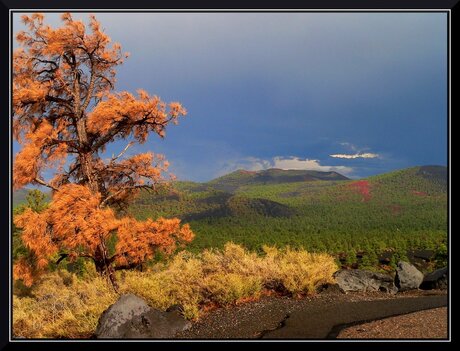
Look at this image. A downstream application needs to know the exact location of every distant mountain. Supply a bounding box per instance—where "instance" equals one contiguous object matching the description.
[11,165,446,268]
[131,165,447,221]
[207,168,349,192]
[180,195,294,222]
[13,188,50,208]
[10,165,441,262]
[12,188,31,207]
[367,165,447,194]
[416,165,448,189]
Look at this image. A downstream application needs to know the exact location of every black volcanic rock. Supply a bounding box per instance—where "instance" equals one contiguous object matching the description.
[420,267,448,290]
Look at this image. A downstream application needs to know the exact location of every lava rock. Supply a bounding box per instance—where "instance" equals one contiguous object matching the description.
[316,283,345,295]
[333,269,398,294]
[95,294,191,339]
[395,261,424,291]
[122,308,192,338]
[420,267,448,290]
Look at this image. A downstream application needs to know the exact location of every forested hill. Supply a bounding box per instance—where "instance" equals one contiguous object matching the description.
[13,166,448,267]
[208,168,349,193]
[128,166,447,256]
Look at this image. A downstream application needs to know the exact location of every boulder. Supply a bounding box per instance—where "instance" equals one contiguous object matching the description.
[333,269,398,294]
[420,267,448,290]
[95,294,191,339]
[316,283,345,295]
[122,308,192,338]
[395,261,424,291]
[95,294,150,338]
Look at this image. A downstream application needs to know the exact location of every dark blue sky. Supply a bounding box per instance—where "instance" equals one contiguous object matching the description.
[13,12,448,181]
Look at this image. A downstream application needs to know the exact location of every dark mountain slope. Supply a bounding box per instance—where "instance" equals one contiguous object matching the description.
[207,168,349,192]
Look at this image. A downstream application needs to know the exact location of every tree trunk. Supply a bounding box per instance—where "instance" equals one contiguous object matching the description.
[73,69,116,290]
[80,152,99,193]
[75,101,100,194]
[94,245,119,292]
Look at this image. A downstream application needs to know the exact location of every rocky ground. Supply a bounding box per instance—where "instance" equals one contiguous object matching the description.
[90,262,448,340]
[337,307,448,339]
[176,289,448,339]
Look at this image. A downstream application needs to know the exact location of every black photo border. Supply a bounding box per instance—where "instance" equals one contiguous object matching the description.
[0,0,456,350]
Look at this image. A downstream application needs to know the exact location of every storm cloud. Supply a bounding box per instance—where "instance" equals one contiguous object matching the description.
[13,12,448,181]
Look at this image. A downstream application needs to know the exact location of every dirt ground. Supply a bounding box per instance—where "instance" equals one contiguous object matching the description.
[176,289,447,339]
[337,307,448,339]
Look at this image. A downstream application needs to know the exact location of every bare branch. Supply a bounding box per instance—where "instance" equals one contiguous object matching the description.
[110,141,134,163]
[95,74,114,89]
[34,177,58,191]
[30,57,58,67]
[45,94,72,108]
[81,62,96,112]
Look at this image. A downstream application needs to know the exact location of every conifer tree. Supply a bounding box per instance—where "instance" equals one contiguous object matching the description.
[13,13,194,289]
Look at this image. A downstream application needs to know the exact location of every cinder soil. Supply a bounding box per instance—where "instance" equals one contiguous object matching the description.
[337,307,448,339]
[176,289,447,339]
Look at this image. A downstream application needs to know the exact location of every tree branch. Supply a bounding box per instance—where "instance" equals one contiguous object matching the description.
[55,253,68,265]
[48,138,79,147]
[81,62,96,112]
[34,177,58,191]
[45,94,72,108]
[95,74,114,89]
[37,67,58,75]
[31,57,58,67]
[56,253,95,265]
[114,262,143,271]
[110,141,134,163]
[92,114,169,151]
[100,184,153,207]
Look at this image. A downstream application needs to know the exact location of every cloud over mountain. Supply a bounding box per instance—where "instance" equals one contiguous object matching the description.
[330,153,380,159]
[219,156,354,177]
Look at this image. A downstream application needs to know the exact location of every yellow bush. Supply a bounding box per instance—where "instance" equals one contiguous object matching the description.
[13,244,338,338]
[204,273,262,305]
[118,252,204,319]
[13,271,117,338]
[273,248,337,294]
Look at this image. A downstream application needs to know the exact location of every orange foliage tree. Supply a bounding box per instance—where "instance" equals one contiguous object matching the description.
[13,13,194,289]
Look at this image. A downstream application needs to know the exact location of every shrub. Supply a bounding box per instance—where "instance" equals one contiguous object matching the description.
[119,252,204,319]
[13,243,337,338]
[13,271,117,338]
[258,245,337,294]
[204,273,262,305]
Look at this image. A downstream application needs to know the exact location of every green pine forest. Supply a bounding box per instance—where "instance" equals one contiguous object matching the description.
[13,165,448,271]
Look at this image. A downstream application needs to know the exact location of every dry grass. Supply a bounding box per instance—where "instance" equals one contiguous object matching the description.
[13,267,117,338]
[13,243,337,338]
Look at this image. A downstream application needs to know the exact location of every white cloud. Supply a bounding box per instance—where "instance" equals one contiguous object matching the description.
[218,156,354,177]
[272,157,354,175]
[329,152,380,159]
[333,142,379,159]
